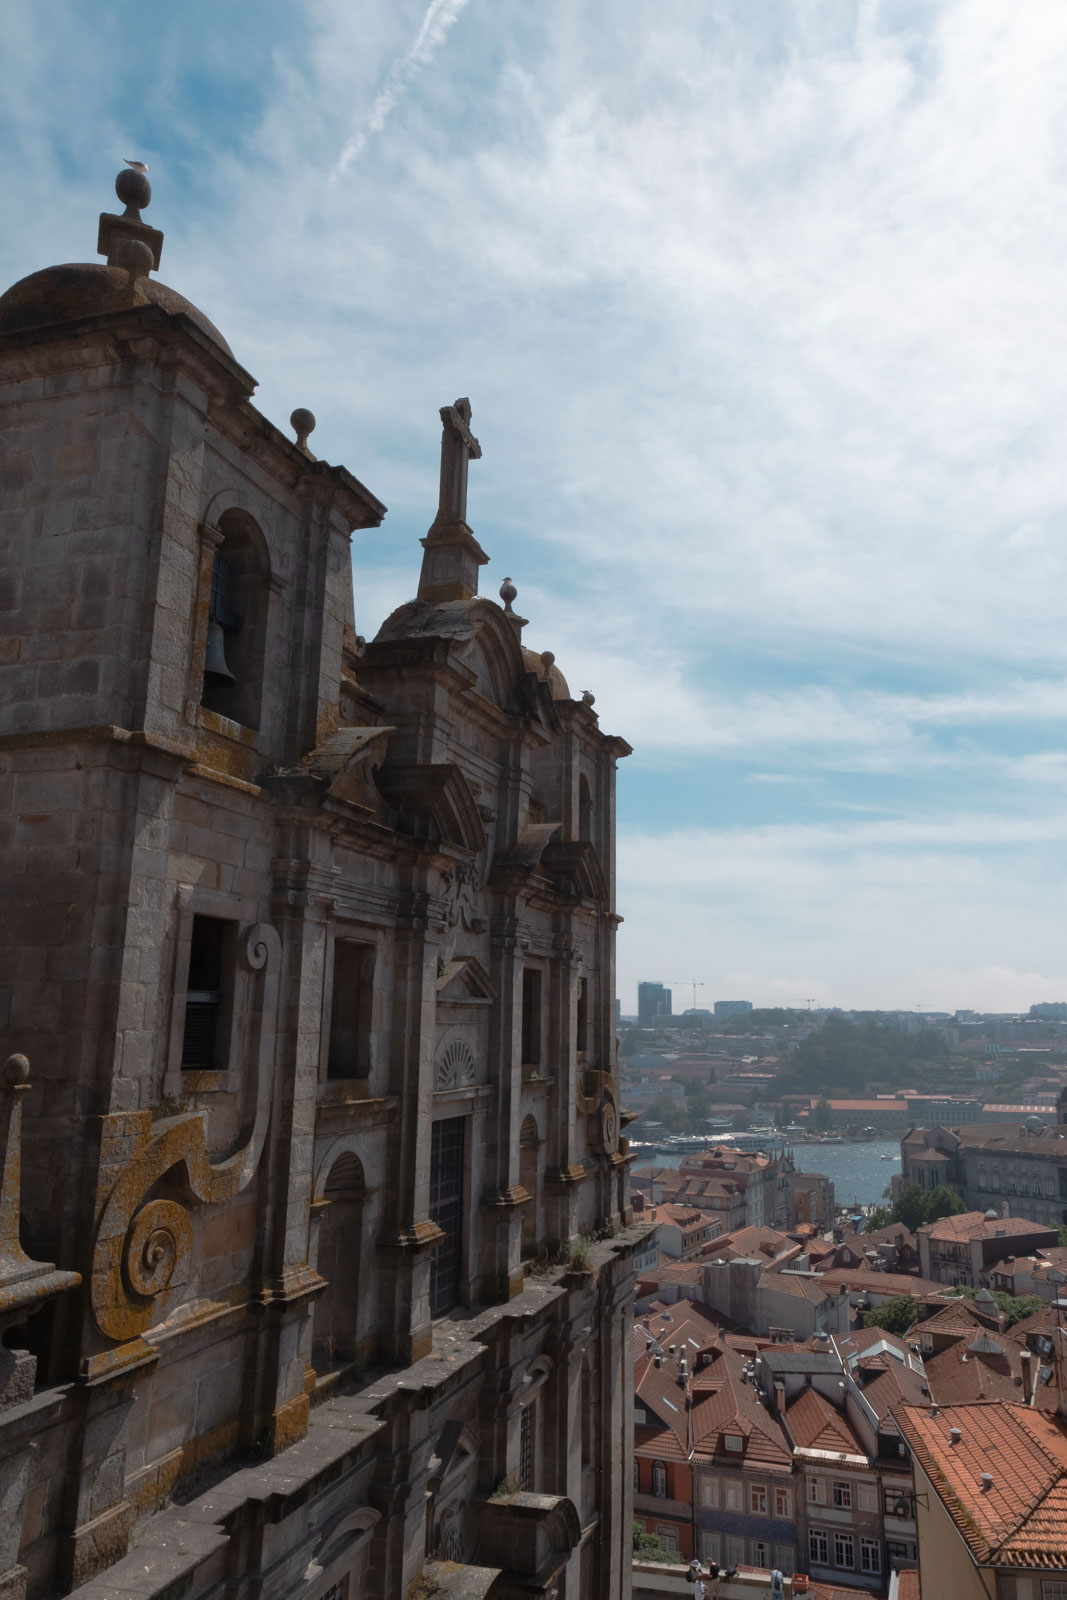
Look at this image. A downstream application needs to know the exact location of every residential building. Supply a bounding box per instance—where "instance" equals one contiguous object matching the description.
[0,167,641,1597]
[792,1169,835,1229]
[633,1301,723,1561]
[714,1001,753,1019]
[645,1204,723,1261]
[700,1255,851,1340]
[897,1400,1067,1598]
[899,1098,1067,1230]
[673,1147,796,1230]
[916,1211,1058,1287]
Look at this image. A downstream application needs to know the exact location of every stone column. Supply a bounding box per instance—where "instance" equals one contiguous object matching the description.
[544,931,583,1247]
[480,922,527,1302]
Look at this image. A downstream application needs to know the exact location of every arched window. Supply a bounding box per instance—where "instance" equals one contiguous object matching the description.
[311,1151,366,1375]
[578,774,592,842]
[200,509,270,729]
[652,1460,668,1498]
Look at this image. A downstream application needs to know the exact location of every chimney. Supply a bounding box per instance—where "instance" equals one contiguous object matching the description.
[949,1427,962,1445]
[1020,1349,1034,1404]
[980,1473,994,1492]
[774,1380,785,1415]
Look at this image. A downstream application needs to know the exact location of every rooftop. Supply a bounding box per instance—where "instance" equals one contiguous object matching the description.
[898,1401,1067,1569]
[786,1386,863,1455]
[924,1212,1055,1243]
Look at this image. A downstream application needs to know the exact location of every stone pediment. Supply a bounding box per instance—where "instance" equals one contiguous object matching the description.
[375,762,488,852]
[436,956,496,1007]
[541,839,608,903]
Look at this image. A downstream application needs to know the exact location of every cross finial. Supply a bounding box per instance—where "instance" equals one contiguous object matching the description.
[436,397,481,527]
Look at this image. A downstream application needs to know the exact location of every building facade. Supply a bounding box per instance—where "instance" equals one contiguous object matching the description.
[0,170,644,1598]
[900,1096,1067,1231]
[637,984,673,1027]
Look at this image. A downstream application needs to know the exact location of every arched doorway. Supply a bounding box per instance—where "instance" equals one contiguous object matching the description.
[312,1151,365,1374]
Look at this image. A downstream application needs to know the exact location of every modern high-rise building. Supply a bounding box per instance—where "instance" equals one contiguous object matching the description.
[713,999,753,1019]
[637,982,672,1027]
[0,167,644,1600]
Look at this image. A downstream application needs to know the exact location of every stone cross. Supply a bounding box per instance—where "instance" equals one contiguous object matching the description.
[437,398,481,526]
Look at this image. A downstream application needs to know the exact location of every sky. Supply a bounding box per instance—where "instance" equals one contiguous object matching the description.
[5,0,1067,1014]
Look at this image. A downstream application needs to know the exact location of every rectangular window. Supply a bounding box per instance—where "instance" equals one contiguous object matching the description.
[182,915,230,1068]
[319,1583,347,1600]
[752,1540,769,1567]
[834,1532,854,1569]
[860,1538,881,1575]
[430,1118,465,1315]
[327,939,373,1078]
[809,1529,828,1565]
[657,1525,679,1553]
[519,1402,534,1491]
[774,1544,795,1576]
[857,1482,878,1513]
[700,1478,719,1508]
[724,1434,743,1452]
[725,1537,744,1568]
[750,1485,767,1513]
[521,967,542,1066]
[576,975,588,1060]
[832,1481,852,1509]
[700,1532,722,1564]
[725,1482,742,1511]
[1042,1583,1067,1600]
[808,1477,826,1505]
[774,1487,790,1518]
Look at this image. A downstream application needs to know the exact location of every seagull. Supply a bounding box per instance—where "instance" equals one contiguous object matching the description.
[124,160,149,173]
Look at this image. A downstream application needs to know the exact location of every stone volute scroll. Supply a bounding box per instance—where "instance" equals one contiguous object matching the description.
[89,923,281,1354]
[0,1056,80,1402]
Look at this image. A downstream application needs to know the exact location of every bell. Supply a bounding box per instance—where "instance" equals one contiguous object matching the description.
[203,619,236,689]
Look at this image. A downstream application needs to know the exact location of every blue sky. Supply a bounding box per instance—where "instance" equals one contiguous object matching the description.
[6,0,1067,1012]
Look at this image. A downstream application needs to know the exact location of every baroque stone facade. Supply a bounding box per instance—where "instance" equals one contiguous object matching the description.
[0,169,646,1599]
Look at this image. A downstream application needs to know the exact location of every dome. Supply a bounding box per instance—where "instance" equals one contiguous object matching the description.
[521,645,571,701]
[0,262,233,357]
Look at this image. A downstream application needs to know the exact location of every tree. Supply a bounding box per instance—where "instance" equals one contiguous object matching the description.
[892,1183,928,1232]
[998,1294,1045,1328]
[650,1095,687,1135]
[865,1207,894,1233]
[924,1184,967,1223]
[731,1110,750,1132]
[684,1080,711,1122]
[1057,1224,1067,1249]
[863,1295,917,1335]
[812,1098,833,1132]
[633,1523,683,1564]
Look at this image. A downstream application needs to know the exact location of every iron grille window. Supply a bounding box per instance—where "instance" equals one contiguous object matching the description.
[182,916,227,1068]
[430,1117,464,1315]
[519,1402,534,1489]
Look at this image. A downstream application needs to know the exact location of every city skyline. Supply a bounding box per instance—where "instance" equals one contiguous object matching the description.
[7,2,1067,1011]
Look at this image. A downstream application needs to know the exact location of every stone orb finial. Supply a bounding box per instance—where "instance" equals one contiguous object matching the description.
[2,1055,29,1088]
[290,408,317,452]
[499,576,517,614]
[540,650,555,669]
[581,689,595,707]
[116,238,154,280]
[116,162,151,214]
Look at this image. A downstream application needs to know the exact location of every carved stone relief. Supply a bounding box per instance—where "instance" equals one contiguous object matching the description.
[434,1039,476,1092]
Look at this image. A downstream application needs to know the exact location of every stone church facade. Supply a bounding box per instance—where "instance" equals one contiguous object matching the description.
[0,169,644,1599]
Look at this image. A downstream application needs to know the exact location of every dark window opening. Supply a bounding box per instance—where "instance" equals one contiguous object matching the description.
[182,915,229,1068]
[327,940,373,1079]
[576,975,588,1061]
[199,511,269,729]
[430,1117,464,1315]
[522,968,542,1066]
[519,1402,534,1490]
[578,774,592,841]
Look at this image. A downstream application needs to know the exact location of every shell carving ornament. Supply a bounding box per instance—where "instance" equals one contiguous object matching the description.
[90,922,280,1347]
[435,1039,477,1091]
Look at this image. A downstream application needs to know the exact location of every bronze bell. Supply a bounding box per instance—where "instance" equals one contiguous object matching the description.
[203,619,236,689]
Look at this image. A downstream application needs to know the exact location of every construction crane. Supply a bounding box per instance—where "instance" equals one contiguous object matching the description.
[793,998,817,1011]
[673,980,705,1011]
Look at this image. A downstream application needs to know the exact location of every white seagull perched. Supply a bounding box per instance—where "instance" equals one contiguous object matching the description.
[124,159,149,173]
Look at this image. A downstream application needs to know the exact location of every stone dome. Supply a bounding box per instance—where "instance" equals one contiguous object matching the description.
[521,645,571,701]
[0,262,234,357]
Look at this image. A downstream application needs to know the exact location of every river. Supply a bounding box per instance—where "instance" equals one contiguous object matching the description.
[650,1138,902,1210]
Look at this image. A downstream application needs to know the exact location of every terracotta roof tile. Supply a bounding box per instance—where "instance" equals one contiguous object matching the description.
[924,1212,1055,1243]
[786,1387,862,1454]
[897,1401,1067,1568]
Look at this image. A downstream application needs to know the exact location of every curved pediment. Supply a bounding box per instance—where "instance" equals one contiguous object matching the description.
[375,762,487,852]
[541,839,608,904]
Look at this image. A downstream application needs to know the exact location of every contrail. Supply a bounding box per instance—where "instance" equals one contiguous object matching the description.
[335,0,471,176]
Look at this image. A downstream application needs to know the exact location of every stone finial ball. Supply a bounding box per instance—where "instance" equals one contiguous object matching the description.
[3,1054,30,1087]
[116,167,151,211]
[290,408,316,439]
[540,651,555,668]
[499,576,517,606]
[117,238,154,278]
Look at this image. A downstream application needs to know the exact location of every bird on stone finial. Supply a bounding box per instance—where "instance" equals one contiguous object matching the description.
[499,576,517,615]
[581,690,596,708]
[125,159,149,173]
[115,159,151,217]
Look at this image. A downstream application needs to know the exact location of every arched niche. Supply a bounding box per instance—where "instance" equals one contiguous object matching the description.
[311,1149,366,1374]
[200,507,272,730]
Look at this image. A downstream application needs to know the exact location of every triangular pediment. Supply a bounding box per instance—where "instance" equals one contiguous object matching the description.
[436,955,496,1006]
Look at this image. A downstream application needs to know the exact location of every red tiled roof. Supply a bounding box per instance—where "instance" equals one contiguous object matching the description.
[923,1341,1017,1406]
[924,1212,1055,1243]
[893,1571,921,1600]
[898,1401,1067,1568]
[786,1387,863,1454]
[689,1340,792,1470]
